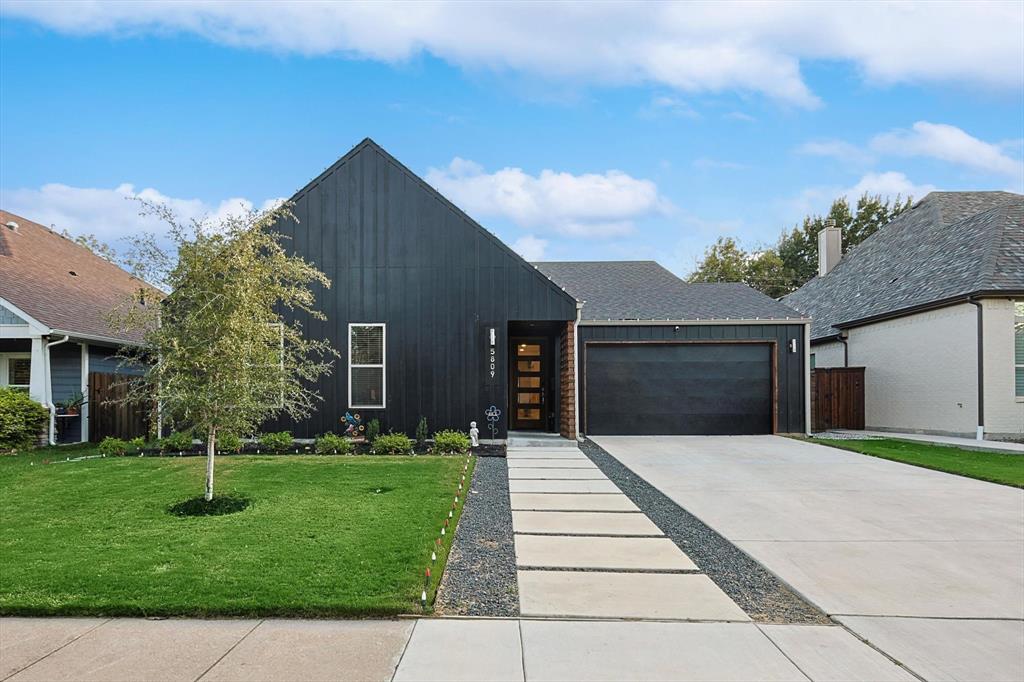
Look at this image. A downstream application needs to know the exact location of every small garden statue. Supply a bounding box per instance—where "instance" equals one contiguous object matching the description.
[469,421,479,448]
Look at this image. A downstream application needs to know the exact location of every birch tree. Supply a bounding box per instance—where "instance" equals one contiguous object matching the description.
[113,202,336,501]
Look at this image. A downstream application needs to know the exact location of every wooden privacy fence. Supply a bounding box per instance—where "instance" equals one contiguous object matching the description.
[811,367,865,432]
[89,372,150,441]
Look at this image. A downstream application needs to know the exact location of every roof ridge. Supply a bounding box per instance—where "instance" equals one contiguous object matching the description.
[287,139,579,306]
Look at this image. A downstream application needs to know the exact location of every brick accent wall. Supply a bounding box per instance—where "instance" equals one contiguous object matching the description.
[559,320,577,439]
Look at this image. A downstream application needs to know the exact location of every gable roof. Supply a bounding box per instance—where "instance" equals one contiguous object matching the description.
[0,210,156,344]
[533,260,805,322]
[783,191,1024,341]
[290,138,579,310]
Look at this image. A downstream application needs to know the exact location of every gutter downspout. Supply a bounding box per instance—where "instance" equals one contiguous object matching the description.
[839,331,850,368]
[967,297,984,440]
[573,301,583,440]
[804,322,812,436]
[44,335,70,445]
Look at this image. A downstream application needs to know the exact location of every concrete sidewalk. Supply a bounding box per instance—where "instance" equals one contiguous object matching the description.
[1,617,916,682]
[829,429,1024,453]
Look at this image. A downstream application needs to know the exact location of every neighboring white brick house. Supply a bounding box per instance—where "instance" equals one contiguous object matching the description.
[789,191,1024,441]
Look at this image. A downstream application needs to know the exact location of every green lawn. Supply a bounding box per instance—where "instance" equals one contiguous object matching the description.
[0,451,471,617]
[812,438,1024,488]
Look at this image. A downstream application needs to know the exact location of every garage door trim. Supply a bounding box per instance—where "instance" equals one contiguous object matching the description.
[581,340,778,435]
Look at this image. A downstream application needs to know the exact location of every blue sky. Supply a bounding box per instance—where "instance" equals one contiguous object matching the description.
[1,2,1022,275]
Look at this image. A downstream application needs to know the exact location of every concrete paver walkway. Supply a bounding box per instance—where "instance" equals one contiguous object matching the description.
[593,435,1024,682]
[507,440,747,621]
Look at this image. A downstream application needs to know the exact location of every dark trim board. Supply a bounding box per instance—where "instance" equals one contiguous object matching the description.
[578,323,806,435]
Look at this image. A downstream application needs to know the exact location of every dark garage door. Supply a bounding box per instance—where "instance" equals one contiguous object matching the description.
[585,343,773,435]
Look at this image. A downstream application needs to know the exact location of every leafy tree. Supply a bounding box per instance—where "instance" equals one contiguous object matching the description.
[113,202,337,500]
[744,250,790,299]
[689,192,914,298]
[687,237,748,284]
[777,193,912,288]
[687,238,791,298]
[60,229,120,264]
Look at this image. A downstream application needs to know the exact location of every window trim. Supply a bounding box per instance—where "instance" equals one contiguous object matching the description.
[0,352,31,390]
[348,323,386,409]
[1014,302,1024,399]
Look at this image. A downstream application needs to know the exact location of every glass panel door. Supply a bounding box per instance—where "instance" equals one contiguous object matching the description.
[510,337,547,430]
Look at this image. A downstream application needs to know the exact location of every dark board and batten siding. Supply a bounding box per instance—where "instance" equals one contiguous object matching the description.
[578,324,807,434]
[266,141,577,439]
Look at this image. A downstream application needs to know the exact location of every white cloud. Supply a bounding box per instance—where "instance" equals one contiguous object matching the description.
[871,121,1024,184]
[512,235,548,261]
[4,2,1021,107]
[0,182,284,244]
[841,171,936,203]
[796,140,874,166]
[787,171,935,222]
[425,158,671,238]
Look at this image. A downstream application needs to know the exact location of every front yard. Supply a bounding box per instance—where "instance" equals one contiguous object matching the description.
[0,451,470,617]
[813,437,1024,488]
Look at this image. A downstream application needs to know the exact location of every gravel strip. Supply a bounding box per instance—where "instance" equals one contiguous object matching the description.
[579,439,830,624]
[812,431,882,441]
[434,456,519,616]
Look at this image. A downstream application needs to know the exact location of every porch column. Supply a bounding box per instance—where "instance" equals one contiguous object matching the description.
[559,320,577,439]
[28,336,46,404]
[80,343,90,442]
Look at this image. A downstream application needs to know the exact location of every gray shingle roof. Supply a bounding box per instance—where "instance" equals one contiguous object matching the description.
[533,260,805,321]
[783,191,1024,341]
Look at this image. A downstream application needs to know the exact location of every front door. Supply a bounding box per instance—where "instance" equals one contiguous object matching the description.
[511,337,548,430]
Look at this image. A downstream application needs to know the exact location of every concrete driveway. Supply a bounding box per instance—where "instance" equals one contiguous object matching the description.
[592,435,1024,682]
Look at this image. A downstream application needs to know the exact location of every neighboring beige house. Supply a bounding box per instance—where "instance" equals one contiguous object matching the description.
[784,191,1023,441]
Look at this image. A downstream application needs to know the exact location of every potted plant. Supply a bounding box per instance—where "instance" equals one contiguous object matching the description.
[56,391,85,416]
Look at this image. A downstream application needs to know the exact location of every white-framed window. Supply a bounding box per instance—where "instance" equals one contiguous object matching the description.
[1015,302,1023,398]
[0,352,31,391]
[349,323,385,409]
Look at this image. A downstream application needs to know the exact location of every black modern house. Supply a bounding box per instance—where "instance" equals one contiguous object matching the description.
[266,139,810,440]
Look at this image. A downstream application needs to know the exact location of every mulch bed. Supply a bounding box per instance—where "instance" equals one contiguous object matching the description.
[433,456,519,616]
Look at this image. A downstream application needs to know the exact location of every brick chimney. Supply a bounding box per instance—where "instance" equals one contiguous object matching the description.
[817,220,842,277]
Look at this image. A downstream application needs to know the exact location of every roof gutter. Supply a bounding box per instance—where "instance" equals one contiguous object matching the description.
[49,329,145,348]
[578,318,811,326]
[967,297,984,441]
[833,290,1024,332]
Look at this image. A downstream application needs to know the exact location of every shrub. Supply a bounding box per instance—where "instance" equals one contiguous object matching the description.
[372,432,413,455]
[315,432,352,455]
[98,437,129,457]
[415,416,428,444]
[217,432,242,453]
[128,437,146,453]
[0,387,48,450]
[258,431,293,453]
[431,429,471,455]
[159,431,194,452]
[366,419,380,443]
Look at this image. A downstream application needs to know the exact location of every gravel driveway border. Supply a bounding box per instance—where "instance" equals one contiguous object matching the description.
[579,439,830,624]
[434,456,519,616]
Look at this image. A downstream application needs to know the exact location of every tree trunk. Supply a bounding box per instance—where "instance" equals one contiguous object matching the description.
[205,427,216,501]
